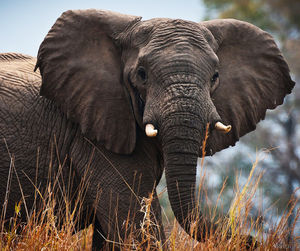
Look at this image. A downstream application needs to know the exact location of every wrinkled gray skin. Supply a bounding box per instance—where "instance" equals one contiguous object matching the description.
[0,9,294,249]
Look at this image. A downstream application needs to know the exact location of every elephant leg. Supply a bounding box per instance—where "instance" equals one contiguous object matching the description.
[150,192,166,248]
[92,217,106,250]
[90,176,164,250]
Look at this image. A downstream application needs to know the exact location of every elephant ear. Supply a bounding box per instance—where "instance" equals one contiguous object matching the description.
[35,9,141,154]
[201,19,295,155]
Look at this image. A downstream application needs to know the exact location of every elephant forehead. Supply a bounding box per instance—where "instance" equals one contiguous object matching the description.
[149,22,207,48]
[125,18,210,50]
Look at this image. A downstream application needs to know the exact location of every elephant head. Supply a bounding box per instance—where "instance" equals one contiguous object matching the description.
[35,9,295,241]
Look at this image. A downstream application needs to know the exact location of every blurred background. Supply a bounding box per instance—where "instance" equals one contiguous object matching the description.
[1,0,299,237]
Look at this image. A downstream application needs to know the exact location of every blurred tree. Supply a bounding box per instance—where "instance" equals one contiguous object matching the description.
[202,0,299,238]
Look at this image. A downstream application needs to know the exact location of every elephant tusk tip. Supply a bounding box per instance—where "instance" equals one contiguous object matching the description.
[215,122,232,134]
[145,124,158,137]
[224,125,232,133]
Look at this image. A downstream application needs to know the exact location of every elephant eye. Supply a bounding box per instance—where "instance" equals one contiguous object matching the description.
[137,66,147,84]
[211,71,219,84]
[210,71,220,93]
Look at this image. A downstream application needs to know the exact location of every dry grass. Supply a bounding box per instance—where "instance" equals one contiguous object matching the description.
[164,153,300,251]
[0,184,94,250]
[0,135,299,250]
[1,157,298,251]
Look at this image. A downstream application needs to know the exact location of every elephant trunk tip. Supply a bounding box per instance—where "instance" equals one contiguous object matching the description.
[215,121,231,134]
[145,124,158,137]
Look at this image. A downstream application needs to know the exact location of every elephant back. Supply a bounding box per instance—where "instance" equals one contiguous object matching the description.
[0,53,42,111]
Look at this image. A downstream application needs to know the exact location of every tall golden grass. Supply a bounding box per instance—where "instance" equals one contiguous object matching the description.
[0,135,299,250]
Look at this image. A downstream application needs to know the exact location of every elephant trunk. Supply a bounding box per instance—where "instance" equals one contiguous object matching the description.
[160,112,215,241]
[163,137,198,229]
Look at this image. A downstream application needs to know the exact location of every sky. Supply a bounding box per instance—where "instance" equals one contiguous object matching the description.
[0,0,205,56]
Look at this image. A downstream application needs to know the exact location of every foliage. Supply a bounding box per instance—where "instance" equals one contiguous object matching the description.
[202,0,300,38]
[203,0,276,32]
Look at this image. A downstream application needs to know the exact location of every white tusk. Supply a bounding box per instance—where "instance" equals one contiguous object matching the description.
[215,122,232,134]
[145,124,158,137]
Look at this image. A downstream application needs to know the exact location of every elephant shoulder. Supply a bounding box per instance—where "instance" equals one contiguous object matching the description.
[0,53,44,124]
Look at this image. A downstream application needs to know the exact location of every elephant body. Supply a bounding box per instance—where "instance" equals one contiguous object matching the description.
[0,53,164,246]
[0,9,295,249]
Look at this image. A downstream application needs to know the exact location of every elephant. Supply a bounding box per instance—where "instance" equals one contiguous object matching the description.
[0,9,295,249]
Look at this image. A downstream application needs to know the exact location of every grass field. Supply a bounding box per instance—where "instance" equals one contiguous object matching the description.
[0,153,298,250]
